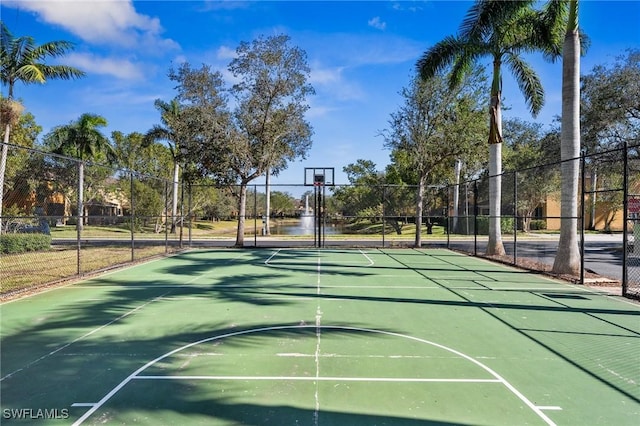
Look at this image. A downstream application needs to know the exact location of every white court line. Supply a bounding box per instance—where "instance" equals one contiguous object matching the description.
[264,249,375,268]
[133,375,502,383]
[264,249,282,265]
[314,256,322,426]
[0,290,171,382]
[537,406,563,411]
[71,403,96,407]
[72,325,558,426]
[358,249,375,266]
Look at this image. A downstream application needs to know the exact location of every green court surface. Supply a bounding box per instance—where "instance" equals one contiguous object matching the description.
[1,248,638,425]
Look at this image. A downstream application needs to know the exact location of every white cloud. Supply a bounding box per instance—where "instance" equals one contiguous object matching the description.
[367,16,386,31]
[64,53,145,80]
[309,63,364,102]
[309,65,344,85]
[216,45,237,60]
[3,0,178,51]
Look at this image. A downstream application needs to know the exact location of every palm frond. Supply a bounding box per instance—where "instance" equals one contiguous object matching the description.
[505,53,544,116]
[33,40,77,58]
[0,21,12,53]
[145,125,173,146]
[14,64,46,84]
[461,0,534,41]
[416,36,465,80]
[38,64,85,80]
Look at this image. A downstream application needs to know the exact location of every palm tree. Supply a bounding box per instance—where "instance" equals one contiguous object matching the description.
[145,98,183,233]
[552,0,581,275]
[49,113,112,231]
[0,21,84,231]
[417,0,561,255]
[51,113,112,162]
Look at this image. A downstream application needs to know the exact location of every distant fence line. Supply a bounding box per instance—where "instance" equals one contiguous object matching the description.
[1,142,638,299]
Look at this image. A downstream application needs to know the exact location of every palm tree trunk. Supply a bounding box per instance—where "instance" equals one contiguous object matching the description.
[487,60,506,256]
[0,124,10,233]
[487,141,505,255]
[415,174,425,248]
[171,162,179,233]
[487,102,506,254]
[553,0,581,275]
[452,159,462,233]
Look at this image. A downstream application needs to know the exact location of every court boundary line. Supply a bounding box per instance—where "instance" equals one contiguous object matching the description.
[71,325,558,426]
[133,375,503,383]
[264,248,374,268]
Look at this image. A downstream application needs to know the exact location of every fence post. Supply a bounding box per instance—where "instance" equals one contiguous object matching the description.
[622,140,629,296]
[164,180,169,253]
[130,171,135,262]
[382,185,386,248]
[580,150,586,285]
[179,179,184,249]
[77,161,84,275]
[188,182,192,248]
[473,180,478,256]
[513,171,518,265]
[446,185,450,249]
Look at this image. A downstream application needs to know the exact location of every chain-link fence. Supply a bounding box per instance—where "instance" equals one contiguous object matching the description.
[622,143,640,298]
[446,143,639,300]
[0,144,184,296]
[2,143,638,299]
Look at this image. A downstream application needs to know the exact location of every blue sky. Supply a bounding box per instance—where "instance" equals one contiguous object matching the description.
[2,0,639,186]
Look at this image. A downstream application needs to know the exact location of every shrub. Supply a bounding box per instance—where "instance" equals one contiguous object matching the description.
[0,233,52,254]
[475,217,515,235]
[530,220,547,231]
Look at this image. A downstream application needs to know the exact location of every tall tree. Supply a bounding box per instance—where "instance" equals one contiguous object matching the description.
[229,34,314,242]
[552,0,581,274]
[47,114,113,229]
[50,113,113,162]
[382,69,487,247]
[417,0,561,255]
[0,21,84,231]
[145,98,185,233]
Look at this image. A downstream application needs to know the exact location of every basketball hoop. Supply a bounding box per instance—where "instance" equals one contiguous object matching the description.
[304,167,334,187]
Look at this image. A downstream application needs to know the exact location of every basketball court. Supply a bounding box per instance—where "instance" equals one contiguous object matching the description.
[1,248,639,425]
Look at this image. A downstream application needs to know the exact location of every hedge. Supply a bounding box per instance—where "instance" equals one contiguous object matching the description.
[475,216,515,235]
[0,233,52,254]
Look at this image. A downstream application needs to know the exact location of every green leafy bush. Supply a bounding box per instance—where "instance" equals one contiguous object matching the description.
[530,220,547,231]
[475,217,515,235]
[0,233,52,254]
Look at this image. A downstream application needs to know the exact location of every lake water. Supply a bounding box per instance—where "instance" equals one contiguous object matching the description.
[270,217,343,236]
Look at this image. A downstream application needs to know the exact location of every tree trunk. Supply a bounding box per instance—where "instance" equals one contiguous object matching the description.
[487,59,506,256]
[235,183,248,247]
[265,168,271,235]
[553,1,581,275]
[452,159,462,233]
[0,124,11,233]
[415,174,425,248]
[487,141,505,255]
[171,162,180,233]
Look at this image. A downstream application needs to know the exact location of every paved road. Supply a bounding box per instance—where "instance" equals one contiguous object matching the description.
[445,234,635,282]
